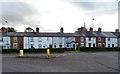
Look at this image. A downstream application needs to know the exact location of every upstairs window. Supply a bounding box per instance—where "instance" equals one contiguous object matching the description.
[0,37,3,42]
[30,37,34,42]
[98,37,101,41]
[13,37,17,42]
[108,38,110,41]
[47,37,49,41]
[89,37,91,41]
[38,37,42,42]
[81,37,84,41]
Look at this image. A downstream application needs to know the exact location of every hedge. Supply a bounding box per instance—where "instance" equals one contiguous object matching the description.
[79,47,120,52]
[2,48,65,53]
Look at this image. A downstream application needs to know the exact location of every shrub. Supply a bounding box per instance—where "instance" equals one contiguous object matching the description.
[79,47,120,52]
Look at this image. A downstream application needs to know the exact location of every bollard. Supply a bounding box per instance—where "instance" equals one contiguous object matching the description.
[47,49,50,57]
[19,50,23,56]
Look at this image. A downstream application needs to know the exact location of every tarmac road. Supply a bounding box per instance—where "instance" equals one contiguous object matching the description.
[2,52,119,72]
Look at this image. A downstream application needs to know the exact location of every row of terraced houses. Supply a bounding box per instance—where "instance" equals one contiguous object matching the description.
[0,27,120,50]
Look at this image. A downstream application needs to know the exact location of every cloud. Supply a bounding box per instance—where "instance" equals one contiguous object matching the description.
[72,2,118,16]
[1,2,40,27]
[0,0,118,32]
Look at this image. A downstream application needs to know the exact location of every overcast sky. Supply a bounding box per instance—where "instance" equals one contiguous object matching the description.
[0,0,119,32]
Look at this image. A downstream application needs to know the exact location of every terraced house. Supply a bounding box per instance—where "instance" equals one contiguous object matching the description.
[0,27,119,50]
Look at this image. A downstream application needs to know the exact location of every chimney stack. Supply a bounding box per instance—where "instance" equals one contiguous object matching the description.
[115,29,119,32]
[36,27,39,32]
[89,27,93,32]
[60,27,64,33]
[1,27,6,32]
[98,27,102,32]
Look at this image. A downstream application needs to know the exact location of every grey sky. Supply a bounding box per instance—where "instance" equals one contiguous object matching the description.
[72,2,118,16]
[1,2,39,27]
[0,1,118,32]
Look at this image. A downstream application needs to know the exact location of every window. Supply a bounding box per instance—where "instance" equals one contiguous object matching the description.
[38,37,42,42]
[49,44,52,48]
[89,37,91,41]
[98,43,101,47]
[13,37,17,42]
[102,43,105,47]
[31,44,34,48]
[81,43,84,47]
[81,37,84,41]
[47,37,49,41]
[93,44,95,47]
[67,44,69,47]
[59,44,62,48]
[108,44,110,47]
[108,38,110,41]
[0,37,2,42]
[89,43,91,47]
[54,43,56,48]
[38,44,42,48]
[112,44,114,47]
[98,37,101,41]
[13,43,17,48]
[31,37,34,42]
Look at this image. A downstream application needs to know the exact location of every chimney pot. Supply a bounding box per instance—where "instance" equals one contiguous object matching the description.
[98,27,102,32]
[115,29,119,32]
[60,27,64,33]
[1,27,6,32]
[36,27,39,32]
[89,27,93,32]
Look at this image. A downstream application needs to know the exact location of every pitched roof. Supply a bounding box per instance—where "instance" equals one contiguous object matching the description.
[111,32,120,37]
[1,32,85,37]
[102,32,117,37]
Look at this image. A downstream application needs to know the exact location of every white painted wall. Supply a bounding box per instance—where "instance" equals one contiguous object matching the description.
[52,37,65,48]
[64,37,75,48]
[86,37,96,47]
[24,37,52,49]
[1,37,10,49]
[106,38,117,47]
[24,37,76,49]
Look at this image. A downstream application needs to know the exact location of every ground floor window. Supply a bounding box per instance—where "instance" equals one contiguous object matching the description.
[98,43,101,47]
[54,43,56,48]
[102,43,105,47]
[13,43,17,48]
[89,43,91,47]
[67,44,69,47]
[93,44,95,47]
[112,44,114,47]
[49,44,52,48]
[59,45,62,48]
[38,44,42,48]
[108,44,110,47]
[81,43,84,47]
[31,44,34,48]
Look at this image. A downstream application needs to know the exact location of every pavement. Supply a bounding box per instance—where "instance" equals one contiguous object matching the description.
[2,52,119,72]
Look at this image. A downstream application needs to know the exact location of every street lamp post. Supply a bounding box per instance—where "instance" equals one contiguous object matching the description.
[92,18,94,47]
[5,20,9,49]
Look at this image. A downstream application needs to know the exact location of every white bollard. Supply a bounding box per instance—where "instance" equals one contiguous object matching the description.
[19,50,23,56]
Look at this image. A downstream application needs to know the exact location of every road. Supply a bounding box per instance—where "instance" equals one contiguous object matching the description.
[2,52,119,72]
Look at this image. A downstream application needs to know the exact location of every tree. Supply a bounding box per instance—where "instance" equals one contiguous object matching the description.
[6,27,16,32]
[24,27,35,32]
